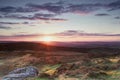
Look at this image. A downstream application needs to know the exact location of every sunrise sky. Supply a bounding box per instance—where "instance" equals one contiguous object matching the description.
[0,0,120,42]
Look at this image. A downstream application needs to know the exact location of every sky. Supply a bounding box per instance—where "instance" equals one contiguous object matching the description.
[0,0,120,42]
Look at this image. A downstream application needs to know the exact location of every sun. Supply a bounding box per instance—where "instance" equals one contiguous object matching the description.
[42,36,53,42]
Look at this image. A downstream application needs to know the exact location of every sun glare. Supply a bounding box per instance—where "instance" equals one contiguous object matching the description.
[42,36,53,42]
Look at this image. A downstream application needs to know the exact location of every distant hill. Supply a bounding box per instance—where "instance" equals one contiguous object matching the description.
[0,41,120,52]
[1,41,120,48]
[0,41,120,58]
[51,41,120,48]
[0,41,84,52]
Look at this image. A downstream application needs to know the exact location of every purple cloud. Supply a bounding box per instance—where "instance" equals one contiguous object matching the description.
[27,1,120,14]
[0,6,37,13]
[0,0,120,24]
[54,30,120,36]
[0,34,41,38]
[115,16,120,19]
[0,25,12,29]
[34,13,55,18]
[17,16,67,21]
[0,15,3,18]
[68,3,104,14]
[26,1,65,14]
[55,30,80,36]
[0,1,120,15]
[3,13,67,21]
[95,13,110,16]
[26,2,106,14]
[0,22,20,25]
[107,0,120,11]
[0,21,33,25]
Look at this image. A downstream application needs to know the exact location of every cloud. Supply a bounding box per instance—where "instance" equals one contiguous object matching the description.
[0,0,120,24]
[34,13,55,18]
[95,13,110,16]
[0,6,16,13]
[0,25,12,29]
[0,34,47,41]
[26,2,65,14]
[17,15,67,21]
[0,6,37,13]
[1,30,120,41]
[26,2,106,15]
[68,3,104,14]
[3,13,67,21]
[0,22,20,25]
[54,30,120,37]
[0,1,66,14]
[0,1,120,15]
[107,0,120,11]
[0,34,41,38]
[26,1,119,15]
[0,15,3,18]
[55,30,81,36]
[68,0,120,14]
[0,21,33,25]
[115,16,120,19]
[14,34,41,38]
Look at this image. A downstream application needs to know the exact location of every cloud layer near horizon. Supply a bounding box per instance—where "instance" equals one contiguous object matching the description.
[1,30,120,42]
[1,30,120,40]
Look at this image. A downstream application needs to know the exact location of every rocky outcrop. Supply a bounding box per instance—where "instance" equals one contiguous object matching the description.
[2,66,39,80]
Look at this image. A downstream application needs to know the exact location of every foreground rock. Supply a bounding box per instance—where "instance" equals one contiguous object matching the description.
[2,66,39,80]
